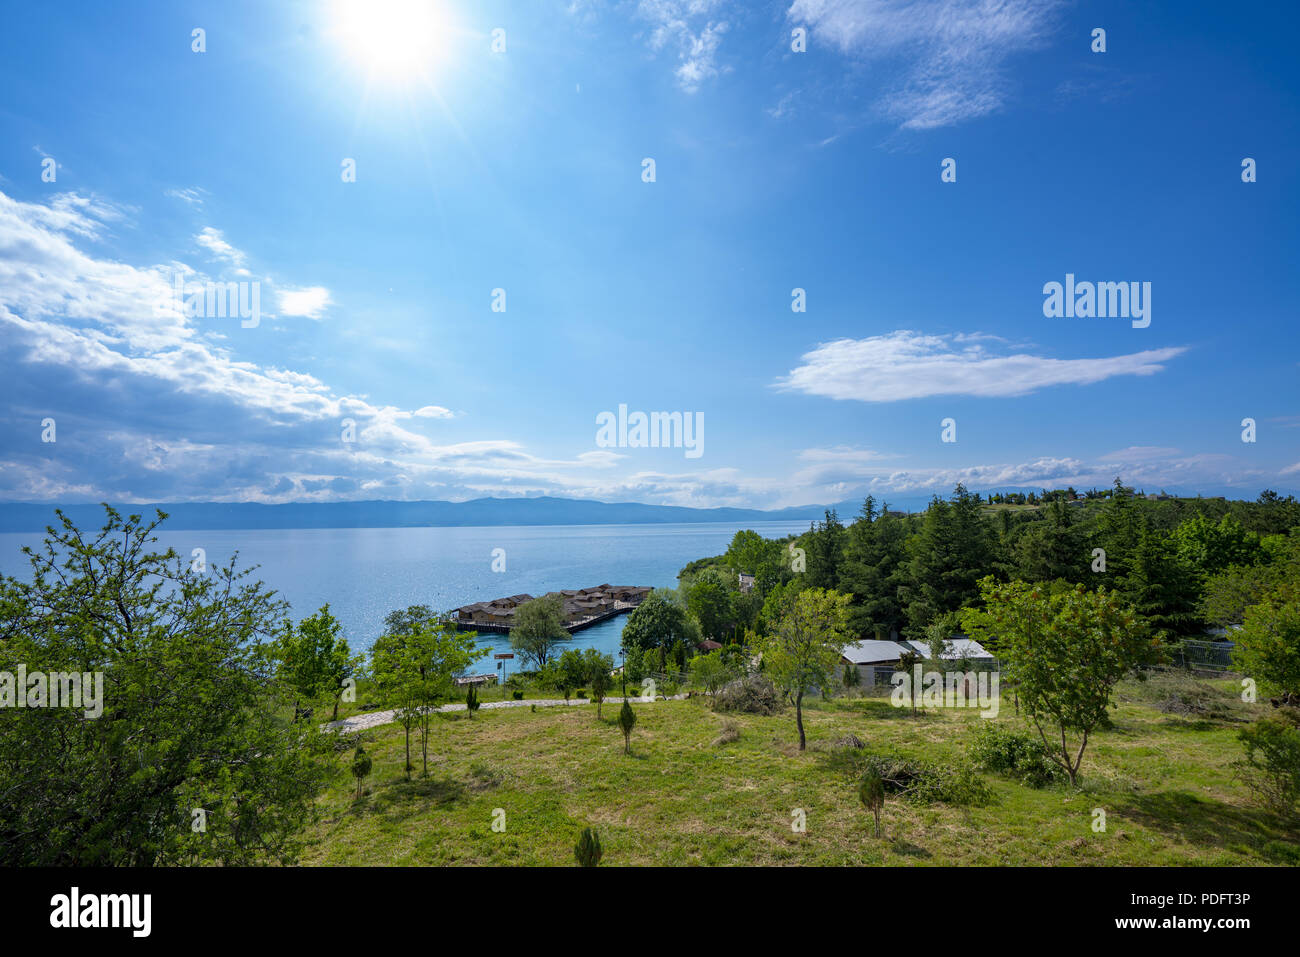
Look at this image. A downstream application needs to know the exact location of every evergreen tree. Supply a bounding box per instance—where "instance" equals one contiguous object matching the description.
[575,827,602,866]
[902,485,995,637]
[805,509,847,590]
[840,506,909,639]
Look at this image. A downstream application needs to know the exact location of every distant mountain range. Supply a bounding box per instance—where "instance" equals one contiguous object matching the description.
[0,485,1276,533]
[0,496,842,532]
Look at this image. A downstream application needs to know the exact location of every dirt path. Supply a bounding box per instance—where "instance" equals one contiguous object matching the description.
[327,693,689,733]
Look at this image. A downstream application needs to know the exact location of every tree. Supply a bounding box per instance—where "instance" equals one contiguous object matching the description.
[584,649,614,718]
[276,603,361,721]
[689,651,730,702]
[618,700,636,754]
[1097,478,1143,580]
[859,770,885,837]
[962,578,1158,785]
[575,827,602,866]
[1232,595,1300,700]
[1014,499,1086,584]
[0,506,331,865]
[552,648,589,702]
[724,528,786,595]
[1118,529,1201,640]
[903,485,996,637]
[382,604,441,639]
[685,569,737,642]
[1172,513,1261,580]
[510,594,569,669]
[840,506,909,640]
[620,588,699,654]
[895,648,922,716]
[1202,563,1288,626]
[757,588,853,750]
[805,510,847,590]
[372,619,485,778]
[351,740,372,800]
[1234,706,1300,819]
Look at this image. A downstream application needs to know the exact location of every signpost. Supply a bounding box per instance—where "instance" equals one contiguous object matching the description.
[494,652,514,690]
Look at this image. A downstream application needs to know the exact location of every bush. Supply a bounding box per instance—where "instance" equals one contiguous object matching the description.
[712,720,741,746]
[575,827,602,867]
[1234,706,1300,820]
[1158,686,1232,719]
[715,674,783,715]
[967,723,1065,788]
[512,690,524,700]
[828,748,991,806]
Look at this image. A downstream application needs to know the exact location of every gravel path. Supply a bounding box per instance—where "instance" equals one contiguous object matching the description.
[327,693,689,733]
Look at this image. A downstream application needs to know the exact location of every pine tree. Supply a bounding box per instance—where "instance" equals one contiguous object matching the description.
[618,700,636,754]
[575,827,602,866]
[859,770,885,837]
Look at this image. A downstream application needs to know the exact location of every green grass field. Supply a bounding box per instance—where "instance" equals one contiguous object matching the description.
[301,672,1298,866]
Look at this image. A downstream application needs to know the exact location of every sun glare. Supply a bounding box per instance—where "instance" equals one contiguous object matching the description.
[331,0,452,84]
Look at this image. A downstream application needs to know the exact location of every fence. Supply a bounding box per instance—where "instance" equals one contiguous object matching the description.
[1166,639,1236,674]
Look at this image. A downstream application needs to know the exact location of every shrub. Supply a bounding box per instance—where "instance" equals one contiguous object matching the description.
[859,770,885,837]
[575,827,602,867]
[618,700,636,754]
[351,741,372,800]
[967,723,1066,788]
[1234,706,1300,820]
[1158,686,1232,719]
[828,748,990,806]
[715,674,783,715]
[712,720,741,746]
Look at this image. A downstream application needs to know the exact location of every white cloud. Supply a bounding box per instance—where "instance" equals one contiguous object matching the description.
[411,405,454,419]
[638,0,730,93]
[195,226,246,268]
[0,190,1288,509]
[165,187,207,208]
[787,0,1062,128]
[276,285,332,319]
[776,330,1187,401]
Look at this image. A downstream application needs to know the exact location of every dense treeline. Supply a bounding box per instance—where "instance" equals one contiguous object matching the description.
[669,480,1300,647]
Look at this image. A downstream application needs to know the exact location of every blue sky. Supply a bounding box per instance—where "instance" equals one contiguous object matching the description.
[0,0,1296,509]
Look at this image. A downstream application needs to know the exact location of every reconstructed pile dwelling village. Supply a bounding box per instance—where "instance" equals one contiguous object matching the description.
[451,584,652,634]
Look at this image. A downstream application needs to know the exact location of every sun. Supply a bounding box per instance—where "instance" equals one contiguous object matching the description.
[331,0,453,84]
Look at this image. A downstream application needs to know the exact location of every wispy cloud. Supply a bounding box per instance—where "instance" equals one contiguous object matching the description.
[776,330,1188,401]
[165,186,207,208]
[638,0,730,93]
[787,0,1062,129]
[195,226,246,268]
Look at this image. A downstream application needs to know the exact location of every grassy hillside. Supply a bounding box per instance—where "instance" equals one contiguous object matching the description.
[301,672,1297,866]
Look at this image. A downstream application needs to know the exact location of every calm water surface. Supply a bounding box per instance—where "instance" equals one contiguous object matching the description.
[0,521,810,677]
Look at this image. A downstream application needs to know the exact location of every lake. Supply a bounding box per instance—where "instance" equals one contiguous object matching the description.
[0,521,811,677]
